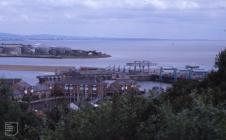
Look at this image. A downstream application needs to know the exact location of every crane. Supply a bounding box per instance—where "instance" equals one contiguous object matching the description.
[159,66,178,81]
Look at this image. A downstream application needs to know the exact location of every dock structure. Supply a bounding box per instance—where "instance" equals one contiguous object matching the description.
[108,61,209,82]
[185,65,200,80]
[126,60,158,73]
[0,61,209,83]
[159,67,178,81]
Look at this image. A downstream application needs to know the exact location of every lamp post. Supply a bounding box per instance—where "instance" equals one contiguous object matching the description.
[64,84,70,102]
[79,85,83,103]
[49,85,53,97]
[72,85,76,103]
[30,87,34,102]
[131,84,136,94]
[24,89,28,96]
[48,85,53,106]
[92,85,97,100]
[24,86,34,111]
[84,85,88,101]
[125,85,128,91]
[69,84,73,103]
[131,83,137,89]
[121,84,128,94]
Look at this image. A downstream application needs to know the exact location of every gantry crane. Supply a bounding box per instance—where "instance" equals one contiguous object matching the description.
[126,60,157,73]
[159,66,178,81]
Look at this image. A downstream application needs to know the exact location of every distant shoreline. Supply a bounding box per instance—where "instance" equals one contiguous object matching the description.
[0,54,111,59]
[1,32,226,41]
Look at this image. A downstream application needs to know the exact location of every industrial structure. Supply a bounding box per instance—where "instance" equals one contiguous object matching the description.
[108,61,209,82]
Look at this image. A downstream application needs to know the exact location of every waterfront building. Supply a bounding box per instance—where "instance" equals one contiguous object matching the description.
[37,67,128,84]
[2,44,22,55]
[70,50,87,56]
[37,68,139,100]
[21,45,35,55]
[0,47,4,53]
[37,74,64,84]
[37,71,107,100]
[48,47,57,56]
[0,69,139,111]
[0,78,31,101]
[48,47,71,56]
[106,79,139,95]
[31,84,52,100]
[52,79,107,101]
[35,47,50,55]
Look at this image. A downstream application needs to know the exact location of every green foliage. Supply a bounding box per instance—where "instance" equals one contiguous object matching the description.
[215,48,226,73]
[161,99,226,140]
[0,82,43,140]
[44,94,164,140]
[44,92,226,140]
[162,80,199,112]
[0,80,11,98]
[204,48,226,87]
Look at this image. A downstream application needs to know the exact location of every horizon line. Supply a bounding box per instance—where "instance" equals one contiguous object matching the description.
[0,32,225,41]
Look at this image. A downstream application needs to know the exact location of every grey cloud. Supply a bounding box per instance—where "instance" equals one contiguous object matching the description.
[0,0,225,39]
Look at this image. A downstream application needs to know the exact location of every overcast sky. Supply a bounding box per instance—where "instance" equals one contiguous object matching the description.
[0,0,225,39]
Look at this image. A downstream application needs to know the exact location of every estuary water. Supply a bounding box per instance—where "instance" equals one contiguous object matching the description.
[0,39,225,87]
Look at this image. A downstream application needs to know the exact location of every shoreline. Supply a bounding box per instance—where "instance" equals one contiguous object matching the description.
[0,65,74,72]
[0,54,111,59]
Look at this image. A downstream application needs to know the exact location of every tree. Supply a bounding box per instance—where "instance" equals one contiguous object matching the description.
[215,48,226,73]
[0,81,43,140]
[161,98,226,140]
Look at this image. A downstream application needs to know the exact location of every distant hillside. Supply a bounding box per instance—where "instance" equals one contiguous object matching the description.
[0,32,144,41]
[0,32,177,41]
[0,32,222,41]
[0,32,93,41]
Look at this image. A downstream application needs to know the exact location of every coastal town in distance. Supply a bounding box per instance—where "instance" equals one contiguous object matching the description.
[0,43,110,58]
[1,0,226,140]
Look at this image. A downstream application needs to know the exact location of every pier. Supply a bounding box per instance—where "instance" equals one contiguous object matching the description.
[108,61,209,82]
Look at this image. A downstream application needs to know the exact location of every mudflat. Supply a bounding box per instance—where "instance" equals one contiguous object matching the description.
[0,64,74,72]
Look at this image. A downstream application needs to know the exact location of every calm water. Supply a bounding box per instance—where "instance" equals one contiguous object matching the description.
[0,39,225,87]
[1,40,225,69]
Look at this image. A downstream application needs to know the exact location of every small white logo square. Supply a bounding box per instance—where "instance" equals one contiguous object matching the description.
[5,122,19,136]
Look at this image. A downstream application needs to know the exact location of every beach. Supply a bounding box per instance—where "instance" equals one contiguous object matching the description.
[0,64,74,72]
